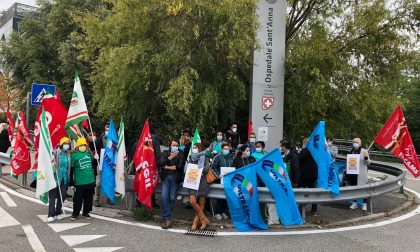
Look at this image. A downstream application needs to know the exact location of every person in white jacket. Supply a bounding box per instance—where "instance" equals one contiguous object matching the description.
[347,137,371,211]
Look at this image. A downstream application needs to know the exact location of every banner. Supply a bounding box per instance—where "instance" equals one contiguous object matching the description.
[307,121,340,195]
[35,108,57,204]
[11,112,31,176]
[223,165,268,232]
[374,106,420,177]
[346,154,360,175]
[65,70,88,139]
[132,119,158,208]
[256,149,303,226]
[101,119,118,203]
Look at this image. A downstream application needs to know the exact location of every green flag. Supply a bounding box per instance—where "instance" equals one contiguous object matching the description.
[65,70,88,139]
[115,118,126,203]
[189,129,201,156]
[36,108,57,204]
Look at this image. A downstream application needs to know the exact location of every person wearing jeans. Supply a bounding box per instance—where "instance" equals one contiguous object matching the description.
[159,140,184,229]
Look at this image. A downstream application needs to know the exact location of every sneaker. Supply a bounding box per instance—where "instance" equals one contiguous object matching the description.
[55,213,66,220]
[47,217,55,223]
[82,213,91,220]
[362,203,367,211]
[350,202,358,209]
[222,213,229,220]
[70,215,77,221]
[214,214,222,220]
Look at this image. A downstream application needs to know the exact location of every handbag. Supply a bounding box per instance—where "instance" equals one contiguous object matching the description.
[206,168,217,184]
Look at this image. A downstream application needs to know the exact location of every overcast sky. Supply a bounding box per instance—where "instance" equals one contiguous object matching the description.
[0,0,38,11]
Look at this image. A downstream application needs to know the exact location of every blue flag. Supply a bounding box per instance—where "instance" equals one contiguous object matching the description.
[306,121,340,195]
[223,165,268,232]
[256,149,303,226]
[101,119,119,203]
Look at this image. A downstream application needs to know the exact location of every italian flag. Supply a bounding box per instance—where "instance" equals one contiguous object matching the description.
[36,108,57,204]
[115,118,126,202]
[65,70,88,139]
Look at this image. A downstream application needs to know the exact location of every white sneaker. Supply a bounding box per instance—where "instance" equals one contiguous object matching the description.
[55,214,66,220]
[47,217,55,223]
[214,214,222,220]
[222,213,229,220]
[362,203,367,211]
[350,202,358,209]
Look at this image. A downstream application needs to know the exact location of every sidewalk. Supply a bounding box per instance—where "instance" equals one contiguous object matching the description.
[0,163,416,231]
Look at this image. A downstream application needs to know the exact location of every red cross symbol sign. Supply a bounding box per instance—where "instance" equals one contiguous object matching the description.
[262,97,274,110]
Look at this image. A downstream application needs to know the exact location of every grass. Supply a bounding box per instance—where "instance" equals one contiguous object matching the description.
[132,207,153,221]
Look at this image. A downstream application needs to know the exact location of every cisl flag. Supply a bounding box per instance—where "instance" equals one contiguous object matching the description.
[132,119,158,209]
[374,106,420,177]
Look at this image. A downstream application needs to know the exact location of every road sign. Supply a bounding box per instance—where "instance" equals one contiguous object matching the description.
[31,84,56,106]
[251,0,286,150]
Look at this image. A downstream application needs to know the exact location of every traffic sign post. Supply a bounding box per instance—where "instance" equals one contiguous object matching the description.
[31,83,56,106]
[251,0,287,151]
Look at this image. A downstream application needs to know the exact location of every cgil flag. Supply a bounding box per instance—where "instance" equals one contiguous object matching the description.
[256,149,303,226]
[132,119,158,209]
[307,121,340,195]
[6,110,14,144]
[374,106,420,177]
[65,70,88,139]
[36,108,57,204]
[115,118,127,201]
[101,119,119,203]
[10,111,32,176]
[223,164,268,232]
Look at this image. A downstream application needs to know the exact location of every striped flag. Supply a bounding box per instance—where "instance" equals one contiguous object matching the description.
[36,108,57,204]
[115,118,126,202]
[65,70,88,139]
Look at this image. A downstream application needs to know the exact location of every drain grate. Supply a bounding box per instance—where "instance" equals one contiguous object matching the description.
[185,229,217,237]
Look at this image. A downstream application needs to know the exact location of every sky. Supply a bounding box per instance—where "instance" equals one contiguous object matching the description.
[0,0,38,11]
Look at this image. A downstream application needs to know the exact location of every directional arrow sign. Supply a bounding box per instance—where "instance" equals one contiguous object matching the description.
[263,114,272,124]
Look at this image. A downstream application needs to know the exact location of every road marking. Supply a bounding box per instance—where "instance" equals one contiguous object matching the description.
[1,181,420,236]
[60,235,105,247]
[37,215,48,223]
[0,205,20,228]
[0,191,17,207]
[22,225,46,252]
[48,223,90,233]
[73,247,124,252]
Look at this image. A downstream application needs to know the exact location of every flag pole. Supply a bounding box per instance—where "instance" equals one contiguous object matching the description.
[367,140,375,152]
[54,167,66,216]
[87,117,100,168]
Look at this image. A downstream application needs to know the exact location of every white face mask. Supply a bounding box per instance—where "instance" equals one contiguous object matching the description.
[192,148,199,154]
[353,143,360,149]
[232,128,237,133]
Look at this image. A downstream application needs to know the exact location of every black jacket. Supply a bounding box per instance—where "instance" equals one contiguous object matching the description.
[158,150,185,184]
[298,148,318,186]
[233,156,255,169]
[225,130,241,149]
[284,150,300,187]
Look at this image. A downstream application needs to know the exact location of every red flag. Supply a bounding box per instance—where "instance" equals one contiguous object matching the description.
[6,110,14,143]
[374,106,420,177]
[82,120,89,129]
[247,119,253,143]
[11,111,31,176]
[132,119,158,209]
[32,93,68,169]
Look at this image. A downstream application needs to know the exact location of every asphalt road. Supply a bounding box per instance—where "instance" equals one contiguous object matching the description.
[0,161,420,252]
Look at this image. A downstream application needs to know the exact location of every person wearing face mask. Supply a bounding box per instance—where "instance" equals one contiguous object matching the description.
[347,137,371,211]
[46,137,72,222]
[225,122,241,150]
[209,131,224,155]
[248,132,257,154]
[212,143,234,220]
[158,140,184,229]
[251,141,268,161]
[101,125,110,147]
[233,145,256,169]
[298,137,318,216]
[69,138,98,221]
[188,143,210,230]
[327,138,338,162]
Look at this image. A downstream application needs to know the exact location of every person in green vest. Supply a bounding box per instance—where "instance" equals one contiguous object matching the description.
[209,131,224,156]
[69,137,98,221]
[251,141,269,161]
